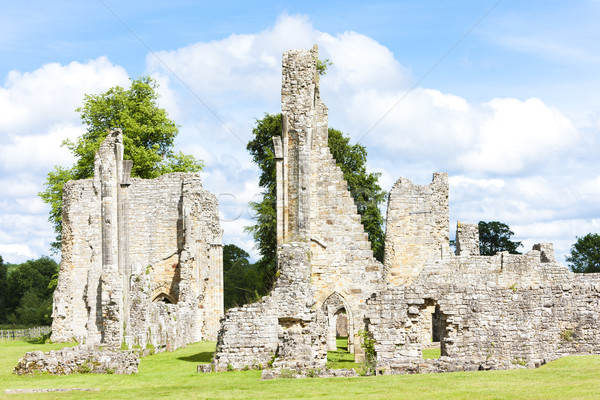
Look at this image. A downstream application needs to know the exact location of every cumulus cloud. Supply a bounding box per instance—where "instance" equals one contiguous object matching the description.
[0,57,130,262]
[141,12,597,264]
[2,13,597,266]
[0,57,129,134]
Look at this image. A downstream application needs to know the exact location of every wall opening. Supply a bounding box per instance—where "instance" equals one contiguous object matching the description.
[152,292,177,305]
[420,300,448,360]
[322,292,355,366]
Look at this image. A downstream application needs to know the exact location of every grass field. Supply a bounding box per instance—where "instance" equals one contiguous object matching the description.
[2,339,600,399]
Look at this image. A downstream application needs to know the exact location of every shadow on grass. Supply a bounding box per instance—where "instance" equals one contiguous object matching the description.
[178,351,214,363]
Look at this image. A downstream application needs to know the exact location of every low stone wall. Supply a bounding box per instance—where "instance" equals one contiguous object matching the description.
[211,243,327,372]
[366,249,600,372]
[14,345,139,375]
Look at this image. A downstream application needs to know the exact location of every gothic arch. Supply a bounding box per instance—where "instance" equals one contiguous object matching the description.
[321,291,355,353]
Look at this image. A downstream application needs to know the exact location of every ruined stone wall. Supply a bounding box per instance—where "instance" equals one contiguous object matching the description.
[384,173,450,285]
[276,46,383,356]
[52,179,101,343]
[455,222,480,256]
[52,130,223,349]
[367,245,600,373]
[212,243,327,371]
[211,46,600,377]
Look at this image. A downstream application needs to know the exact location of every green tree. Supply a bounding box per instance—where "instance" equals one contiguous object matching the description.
[478,221,522,256]
[40,76,203,251]
[16,289,53,326]
[246,113,387,293]
[566,233,600,273]
[4,256,58,325]
[0,255,6,322]
[223,244,263,309]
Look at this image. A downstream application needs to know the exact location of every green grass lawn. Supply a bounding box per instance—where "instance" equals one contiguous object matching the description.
[423,347,441,359]
[2,339,600,399]
[327,336,358,369]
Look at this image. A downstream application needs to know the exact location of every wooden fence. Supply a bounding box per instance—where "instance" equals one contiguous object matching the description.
[0,326,51,340]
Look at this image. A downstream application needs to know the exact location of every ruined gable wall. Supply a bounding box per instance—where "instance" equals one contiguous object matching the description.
[367,248,600,373]
[384,173,450,285]
[279,46,383,355]
[52,130,223,348]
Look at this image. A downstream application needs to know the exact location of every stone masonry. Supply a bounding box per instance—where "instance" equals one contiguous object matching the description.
[51,129,223,351]
[212,46,383,372]
[210,46,600,376]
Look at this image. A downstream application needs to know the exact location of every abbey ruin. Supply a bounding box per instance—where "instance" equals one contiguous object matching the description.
[51,130,223,350]
[19,46,599,377]
[210,46,600,376]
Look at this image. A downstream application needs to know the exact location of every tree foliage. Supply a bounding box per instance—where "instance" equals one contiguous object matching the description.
[40,76,203,251]
[478,221,522,256]
[0,256,6,322]
[2,256,58,325]
[246,113,386,293]
[222,244,264,309]
[566,233,600,273]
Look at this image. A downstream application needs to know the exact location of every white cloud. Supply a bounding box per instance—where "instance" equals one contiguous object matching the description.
[458,98,578,174]
[0,57,130,262]
[147,14,315,105]
[1,13,597,267]
[0,57,129,134]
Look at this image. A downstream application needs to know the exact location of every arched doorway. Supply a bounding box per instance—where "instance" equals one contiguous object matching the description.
[321,292,354,354]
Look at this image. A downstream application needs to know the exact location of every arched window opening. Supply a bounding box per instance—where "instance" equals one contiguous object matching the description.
[152,292,177,305]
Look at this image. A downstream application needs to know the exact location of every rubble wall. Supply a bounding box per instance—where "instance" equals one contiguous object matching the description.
[51,130,223,349]
[367,247,600,373]
[384,173,450,285]
[212,243,327,372]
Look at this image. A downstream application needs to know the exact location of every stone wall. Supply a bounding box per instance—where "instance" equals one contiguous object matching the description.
[274,46,383,357]
[209,46,600,377]
[14,345,139,375]
[367,243,600,373]
[212,243,327,371]
[52,130,223,350]
[384,173,450,285]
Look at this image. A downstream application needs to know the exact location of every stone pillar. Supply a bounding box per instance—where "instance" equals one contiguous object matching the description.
[280,46,319,241]
[533,242,556,263]
[119,159,132,338]
[327,307,338,351]
[273,136,284,248]
[206,241,224,340]
[455,222,479,256]
[96,130,124,347]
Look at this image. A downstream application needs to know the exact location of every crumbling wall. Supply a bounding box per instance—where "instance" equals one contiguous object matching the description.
[455,222,479,256]
[212,243,327,371]
[273,46,383,357]
[52,130,223,350]
[384,173,450,285]
[367,243,600,374]
[212,46,600,377]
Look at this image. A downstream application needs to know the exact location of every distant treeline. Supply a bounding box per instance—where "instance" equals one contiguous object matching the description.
[0,255,58,326]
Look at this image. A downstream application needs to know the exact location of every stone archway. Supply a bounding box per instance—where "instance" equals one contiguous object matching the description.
[321,292,354,354]
[152,292,177,304]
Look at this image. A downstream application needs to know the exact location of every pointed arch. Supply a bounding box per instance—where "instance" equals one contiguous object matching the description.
[321,291,355,354]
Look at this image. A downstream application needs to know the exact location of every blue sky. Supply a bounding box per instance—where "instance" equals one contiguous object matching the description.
[1,1,599,264]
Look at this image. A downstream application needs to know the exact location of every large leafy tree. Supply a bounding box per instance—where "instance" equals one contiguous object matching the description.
[4,256,58,325]
[40,76,203,251]
[478,221,522,256]
[222,244,264,309]
[246,113,386,292]
[566,233,600,273]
